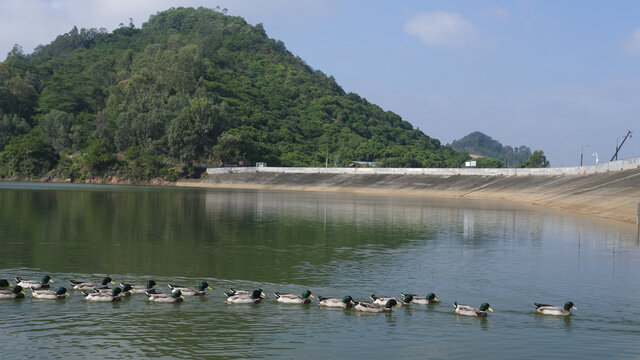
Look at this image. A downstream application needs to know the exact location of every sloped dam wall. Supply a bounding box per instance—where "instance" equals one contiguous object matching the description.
[178,157,640,224]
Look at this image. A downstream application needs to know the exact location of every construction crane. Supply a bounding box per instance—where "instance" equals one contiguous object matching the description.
[610,130,632,161]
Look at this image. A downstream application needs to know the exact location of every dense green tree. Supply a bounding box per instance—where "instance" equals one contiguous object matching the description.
[475,158,504,168]
[167,97,231,162]
[0,132,59,178]
[213,131,243,164]
[519,150,550,168]
[38,109,73,149]
[0,113,31,150]
[83,140,116,172]
[69,112,94,151]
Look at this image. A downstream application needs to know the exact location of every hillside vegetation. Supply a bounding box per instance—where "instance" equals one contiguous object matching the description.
[0,6,470,182]
[450,131,538,167]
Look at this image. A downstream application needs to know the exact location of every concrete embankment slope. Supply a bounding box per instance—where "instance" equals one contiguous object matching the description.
[180,162,640,224]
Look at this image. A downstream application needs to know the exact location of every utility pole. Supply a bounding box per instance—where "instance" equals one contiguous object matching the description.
[610,130,632,162]
[580,144,590,166]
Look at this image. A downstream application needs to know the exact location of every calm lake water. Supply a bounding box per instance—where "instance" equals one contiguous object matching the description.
[1,181,639,359]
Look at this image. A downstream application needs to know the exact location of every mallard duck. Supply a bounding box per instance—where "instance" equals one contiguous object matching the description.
[31,287,70,300]
[0,279,12,287]
[168,282,212,296]
[317,295,355,308]
[274,290,314,304]
[355,299,399,313]
[370,294,412,307]
[401,292,440,304]
[82,287,122,302]
[146,290,184,303]
[0,285,25,299]
[225,289,264,304]
[225,288,266,298]
[123,280,156,294]
[16,275,53,290]
[94,284,133,296]
[454,302,494,316]
[70,277,115,290]
[534,301,577,316]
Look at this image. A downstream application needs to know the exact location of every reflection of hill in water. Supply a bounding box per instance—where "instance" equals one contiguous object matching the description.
[1,184,635,285]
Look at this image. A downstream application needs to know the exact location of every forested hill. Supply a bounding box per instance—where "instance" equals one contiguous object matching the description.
[0,6,469,181]
[450,131,534,167]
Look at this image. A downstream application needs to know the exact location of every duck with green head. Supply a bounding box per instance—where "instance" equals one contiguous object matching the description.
[225,289,265,304]
[168,281,213,296]
[0,279,13,287]
[124,280,157,294]
[274,290,315,304]
[534,301,577,316]
[16,275,52,290]
[32,287,70,300]
[147,290,184,303]
[370,294,413,307]
[317,295,355,308]
[355,299,400,313]
[0,285,25,299]
[401,292,439,305]
[82,287,122,302]
[95,283,133,296]
[454,302,494,316]
[225,288,266,298]
[70,276,115,291]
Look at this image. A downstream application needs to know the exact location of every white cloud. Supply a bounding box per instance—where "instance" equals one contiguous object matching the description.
[620,27,640,55]
[404,11,478,48]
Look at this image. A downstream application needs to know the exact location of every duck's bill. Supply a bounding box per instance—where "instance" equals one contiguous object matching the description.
[50,280,54,283]
[207,286,213,290]
[488,307,494,312]
[310,294,315,298]
[110,281,116,284]
[434,297,440,302]
[260,294,266,299]
[65,292,71,296]
[9,284,13,287]
[572,306,578,310]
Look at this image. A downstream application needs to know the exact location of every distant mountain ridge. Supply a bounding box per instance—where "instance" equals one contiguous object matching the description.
[449,131,532,167]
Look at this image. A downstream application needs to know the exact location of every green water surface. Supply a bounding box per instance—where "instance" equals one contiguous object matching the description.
[0,182,639,359]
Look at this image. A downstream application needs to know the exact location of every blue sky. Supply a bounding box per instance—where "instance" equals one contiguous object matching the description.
[1,0,639,166]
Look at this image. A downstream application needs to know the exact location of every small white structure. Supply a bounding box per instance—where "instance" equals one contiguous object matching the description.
[351,161,377,167]
[465,161,477,167]
[256,162,267,168]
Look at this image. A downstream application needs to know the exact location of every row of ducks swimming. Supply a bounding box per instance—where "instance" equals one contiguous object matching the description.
[0,276,578,316]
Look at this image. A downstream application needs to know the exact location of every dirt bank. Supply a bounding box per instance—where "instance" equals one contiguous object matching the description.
[178,168,640,224]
